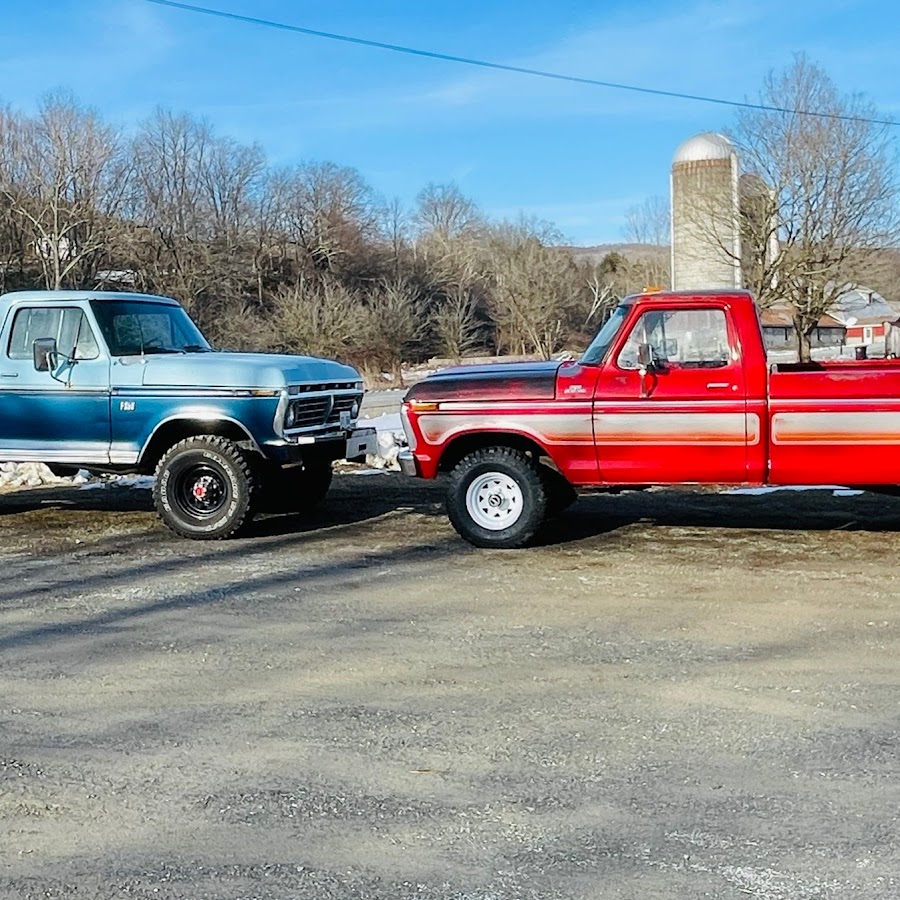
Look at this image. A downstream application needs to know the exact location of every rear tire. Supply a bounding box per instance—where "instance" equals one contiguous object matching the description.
[153,436,258,539]
[447,447,547,549]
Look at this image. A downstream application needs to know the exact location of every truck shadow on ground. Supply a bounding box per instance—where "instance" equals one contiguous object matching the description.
[0,473,447,540]
[4,478,900,546]
[539,487,900,546]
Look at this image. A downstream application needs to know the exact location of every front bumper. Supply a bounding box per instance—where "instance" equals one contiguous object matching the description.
[344,427,377,462]
[397,449,419,477]
[264,426,377,464]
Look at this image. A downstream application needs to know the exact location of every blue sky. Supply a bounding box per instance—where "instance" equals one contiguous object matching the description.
[2,0,899,245]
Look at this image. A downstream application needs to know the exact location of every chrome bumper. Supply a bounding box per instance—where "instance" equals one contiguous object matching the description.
[397,449,419,477]
[345,427,377,462]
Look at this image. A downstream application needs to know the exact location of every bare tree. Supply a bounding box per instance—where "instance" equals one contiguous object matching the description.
[621,195,672,289]
[623,195,671,247]
[377,196,411,281]
[691,57,900,360]
[130,109,215,308]
[280,161,377,274]
[0,92,131,290]
[269,275,371,362]
[413,182,482,240]
[584,272,619,327]
[486,219,585,358]
[363,279,425,382]
[432,284,483,360]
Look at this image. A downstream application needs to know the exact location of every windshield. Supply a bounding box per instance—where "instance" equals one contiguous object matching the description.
[90,300,211,356]
[580,303,631,365]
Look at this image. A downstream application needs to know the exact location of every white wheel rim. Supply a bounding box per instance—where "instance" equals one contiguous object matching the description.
[465,471,525,531]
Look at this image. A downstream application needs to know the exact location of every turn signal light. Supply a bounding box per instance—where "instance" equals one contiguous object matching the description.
[407,400,440,412]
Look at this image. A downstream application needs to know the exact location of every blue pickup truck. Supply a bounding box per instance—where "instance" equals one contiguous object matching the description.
[0,290,376,538]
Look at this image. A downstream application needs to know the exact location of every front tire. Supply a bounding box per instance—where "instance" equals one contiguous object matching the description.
[447,447,548,549]
[153,436,258,539]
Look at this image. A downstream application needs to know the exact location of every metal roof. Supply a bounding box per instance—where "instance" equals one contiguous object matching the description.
[673,131,735,165]
[760,308,844,329]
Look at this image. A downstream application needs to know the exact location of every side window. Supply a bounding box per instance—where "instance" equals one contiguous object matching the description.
[8,308,100,361]
[61,310,100,360]
[617,308,731,370]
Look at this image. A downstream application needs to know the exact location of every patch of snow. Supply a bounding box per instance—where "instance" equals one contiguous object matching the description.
[362,412,407,471]
[79,475,155,491]
[0,462,72,489]
[0,462,154,492]
[724,485,863,497]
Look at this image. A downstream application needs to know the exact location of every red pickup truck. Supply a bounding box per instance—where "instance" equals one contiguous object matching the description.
[399,289,899,547]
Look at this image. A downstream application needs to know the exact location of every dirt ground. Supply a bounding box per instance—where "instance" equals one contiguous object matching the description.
[1,474,899,899]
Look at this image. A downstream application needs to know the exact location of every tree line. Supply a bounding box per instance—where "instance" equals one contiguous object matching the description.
[0,93,664,380]
[4,58,893,371]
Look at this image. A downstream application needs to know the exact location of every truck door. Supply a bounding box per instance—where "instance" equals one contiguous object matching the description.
[0,305,111,464]
[593,305,752,484]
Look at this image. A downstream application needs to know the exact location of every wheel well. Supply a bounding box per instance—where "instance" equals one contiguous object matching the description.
[438,432,555,473]
[139,419,257,473]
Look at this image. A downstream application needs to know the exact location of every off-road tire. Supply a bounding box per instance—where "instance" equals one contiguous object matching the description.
[153,436,258,539]
[261,459,334,513]
[447,447,548,549]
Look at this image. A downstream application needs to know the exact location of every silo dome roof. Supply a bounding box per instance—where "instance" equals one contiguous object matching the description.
[673,132,735,164]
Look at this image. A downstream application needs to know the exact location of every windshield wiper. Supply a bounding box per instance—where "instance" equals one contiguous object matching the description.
[182,344,211,353]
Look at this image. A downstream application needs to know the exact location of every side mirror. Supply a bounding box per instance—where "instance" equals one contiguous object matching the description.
[636,342,655,370]
[33,337,58,372]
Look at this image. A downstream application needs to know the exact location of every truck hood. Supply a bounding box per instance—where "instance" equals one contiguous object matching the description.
[140,351,361,389]
[405,360,560,403]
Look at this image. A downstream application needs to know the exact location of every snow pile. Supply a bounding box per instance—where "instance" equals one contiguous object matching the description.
[0,462,153,491]
[0,462,89,489]
[362,412,408,470]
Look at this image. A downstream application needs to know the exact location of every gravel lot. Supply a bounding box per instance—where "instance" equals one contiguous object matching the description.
[2,475,899,899]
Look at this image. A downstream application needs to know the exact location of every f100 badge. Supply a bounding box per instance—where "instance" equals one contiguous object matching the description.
[119,401,136,411]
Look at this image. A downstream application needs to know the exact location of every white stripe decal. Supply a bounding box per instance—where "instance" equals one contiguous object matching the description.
[420,411,758,447]
[419,413,593,445]
[772,411,900,444]
[594,412,754,446]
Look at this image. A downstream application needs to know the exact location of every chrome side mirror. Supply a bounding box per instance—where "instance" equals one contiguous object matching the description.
[33,337,58,372]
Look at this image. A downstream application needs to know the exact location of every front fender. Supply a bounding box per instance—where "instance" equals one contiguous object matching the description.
[138,414,261,462]
[410,405,595,481]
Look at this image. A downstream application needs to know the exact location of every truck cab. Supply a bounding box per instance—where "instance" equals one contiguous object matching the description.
[0,290,376,538]
[401,289,900,548]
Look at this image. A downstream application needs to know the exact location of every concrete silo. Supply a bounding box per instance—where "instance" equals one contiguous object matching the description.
[670,132,742,290]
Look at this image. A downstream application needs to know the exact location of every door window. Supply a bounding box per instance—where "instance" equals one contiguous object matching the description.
[8,307,100,361]
[618,308,730,370]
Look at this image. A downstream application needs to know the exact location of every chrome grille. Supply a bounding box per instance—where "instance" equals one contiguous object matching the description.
[284,387,363,432]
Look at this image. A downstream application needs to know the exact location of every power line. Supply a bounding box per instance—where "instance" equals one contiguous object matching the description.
[144,0,898,128]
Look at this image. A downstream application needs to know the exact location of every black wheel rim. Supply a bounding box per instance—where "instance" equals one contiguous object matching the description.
[174,464,230,519]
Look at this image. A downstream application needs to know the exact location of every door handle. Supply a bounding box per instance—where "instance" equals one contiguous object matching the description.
[1,372,18,378]
[706,382,731,390]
